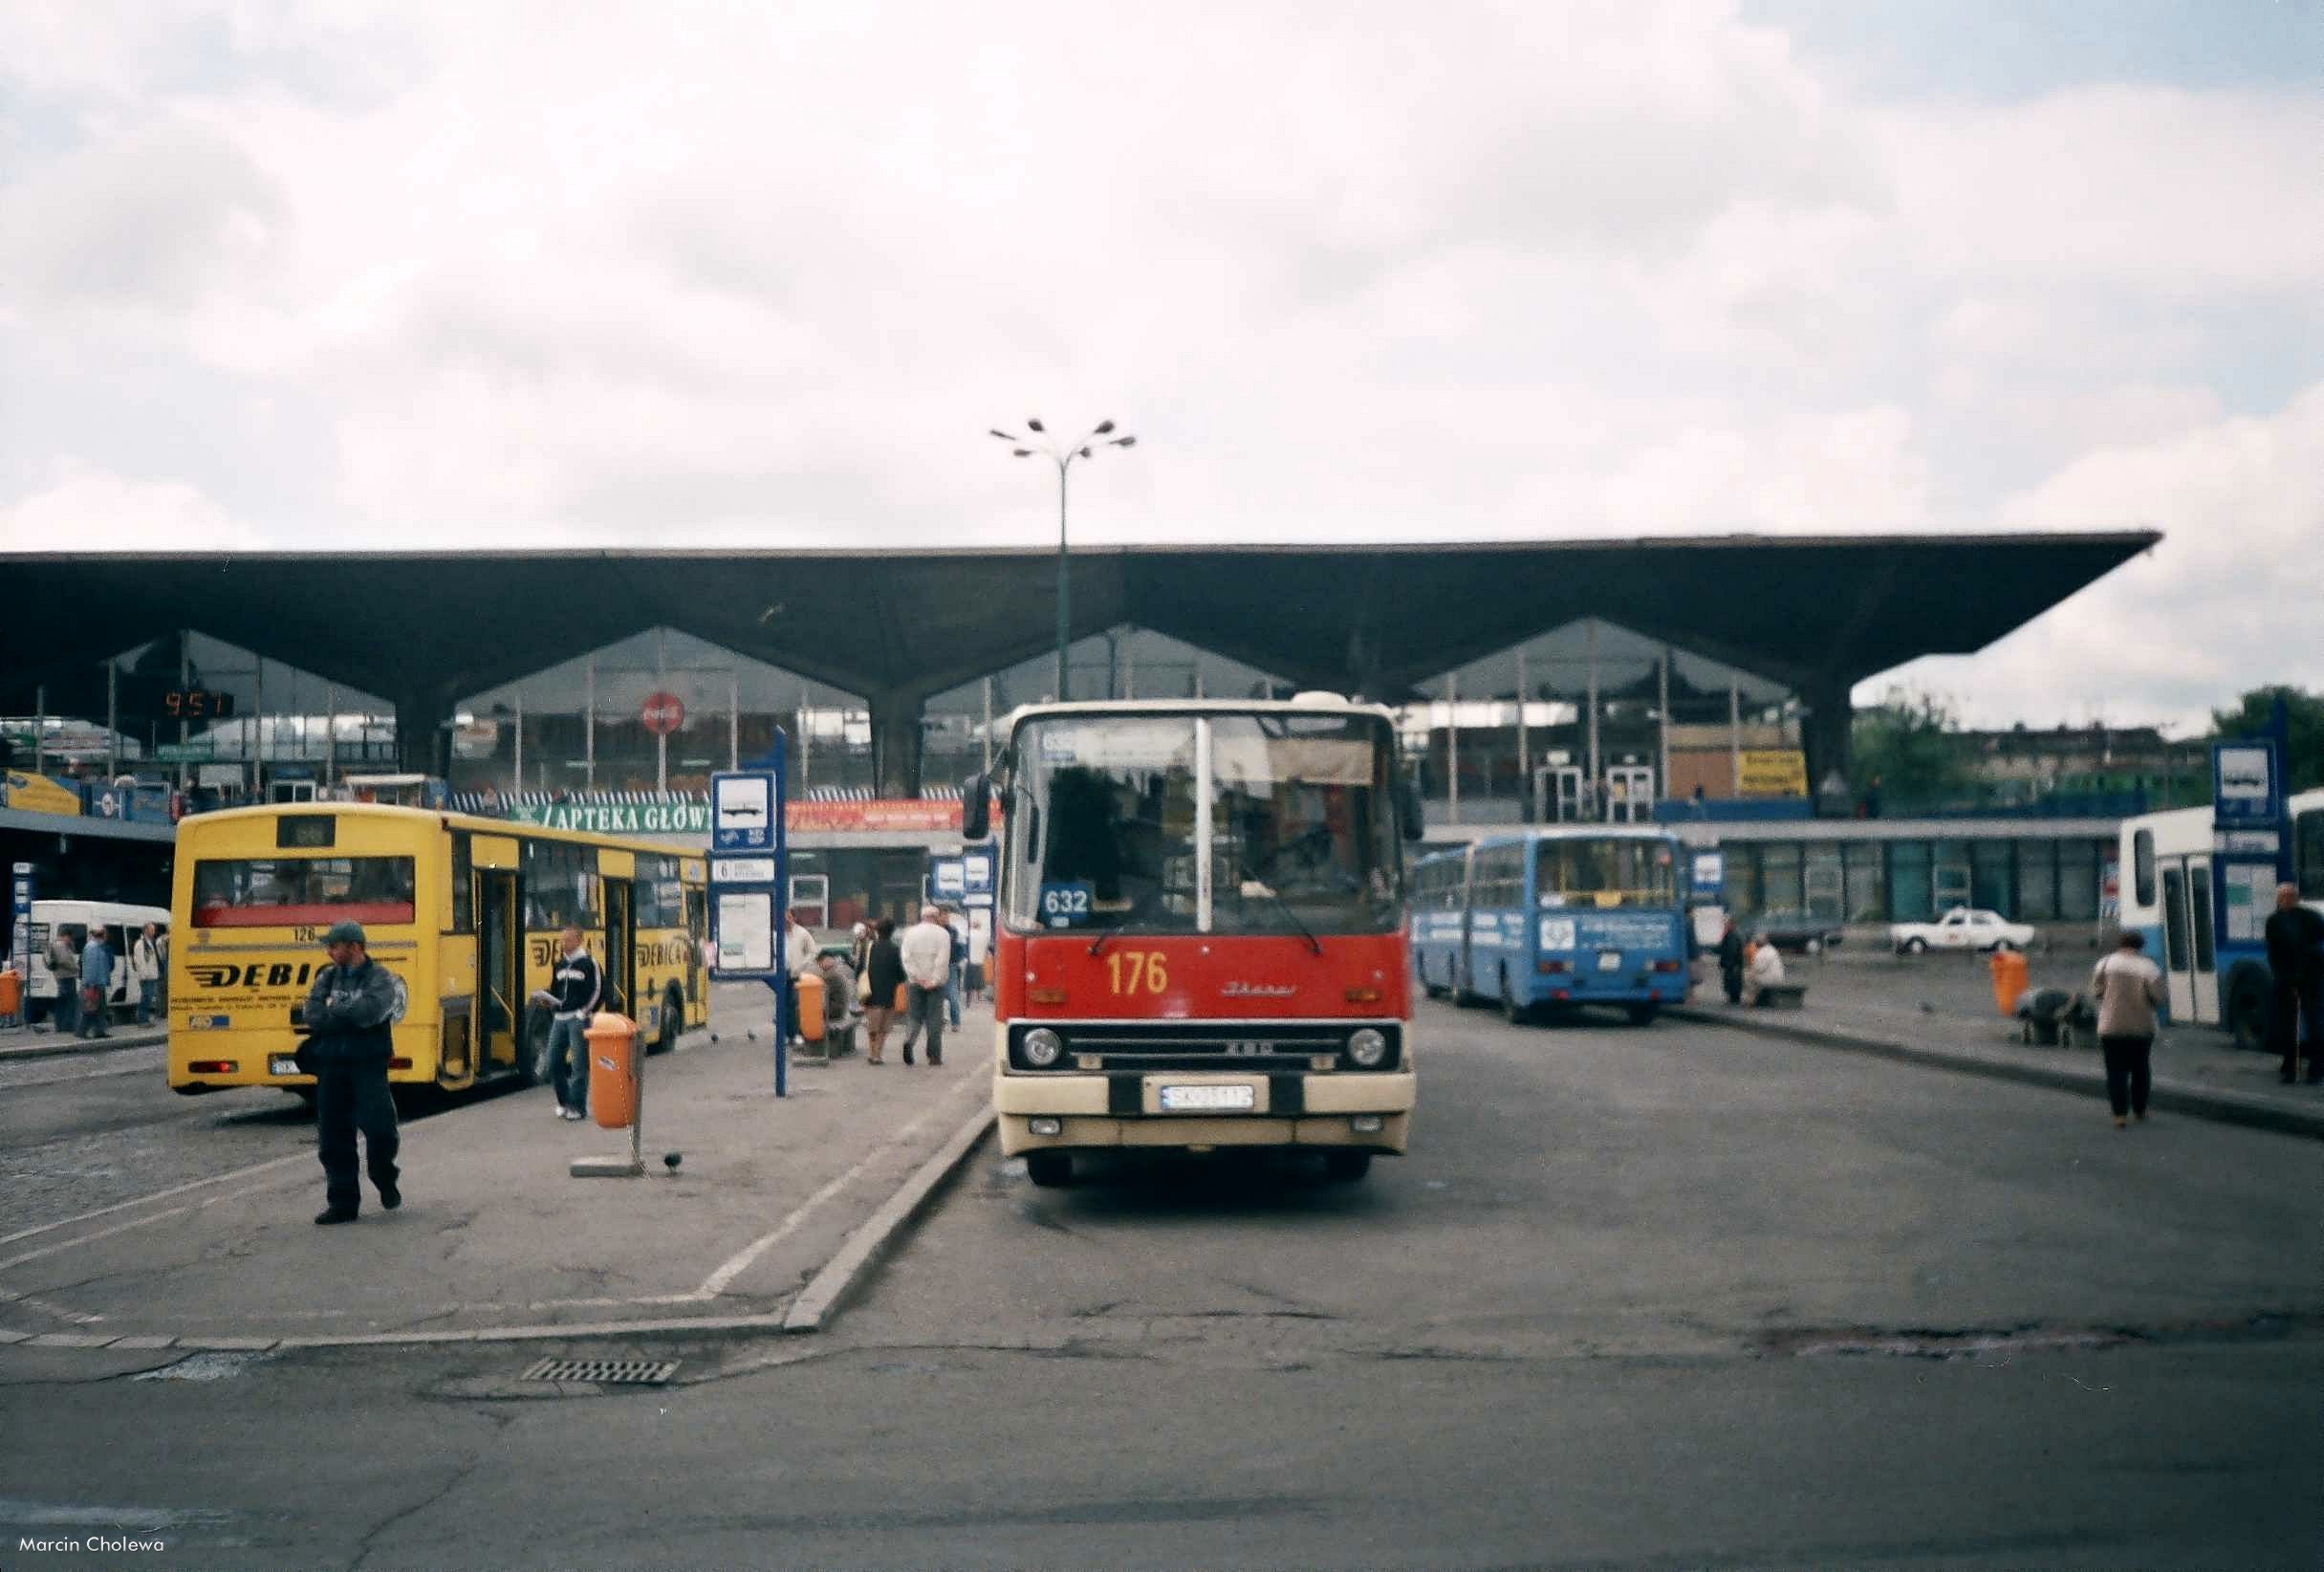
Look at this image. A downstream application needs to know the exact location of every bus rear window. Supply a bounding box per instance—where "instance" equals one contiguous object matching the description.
[191,858,417,928]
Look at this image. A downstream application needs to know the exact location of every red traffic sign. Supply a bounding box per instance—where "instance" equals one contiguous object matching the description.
[641,691,686,735]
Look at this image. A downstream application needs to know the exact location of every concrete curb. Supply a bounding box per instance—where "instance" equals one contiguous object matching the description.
[1671,1006,2324,1143]
[0,1029,168,1064]
[781,1098,996,1334]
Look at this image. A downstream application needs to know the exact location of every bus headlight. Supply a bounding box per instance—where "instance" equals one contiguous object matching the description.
[1346,1028,1389,1069]
[1021,1028,1065,1068]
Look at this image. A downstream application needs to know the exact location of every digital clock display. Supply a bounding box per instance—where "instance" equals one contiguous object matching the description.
[163,688,237,719]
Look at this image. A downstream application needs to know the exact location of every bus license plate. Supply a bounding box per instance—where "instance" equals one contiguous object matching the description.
[269,1057,301,1078]
[1160,1083,1255,1113]
[1596,951,1622,972]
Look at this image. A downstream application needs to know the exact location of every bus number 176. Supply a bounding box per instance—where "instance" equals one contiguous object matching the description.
[1104,950,1168,996]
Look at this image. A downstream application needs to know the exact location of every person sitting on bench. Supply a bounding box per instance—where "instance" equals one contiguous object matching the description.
[1742,938,1788,1007]
[814,950,859,1054]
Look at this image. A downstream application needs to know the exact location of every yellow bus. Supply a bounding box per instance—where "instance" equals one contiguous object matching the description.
[167,803,707,1100]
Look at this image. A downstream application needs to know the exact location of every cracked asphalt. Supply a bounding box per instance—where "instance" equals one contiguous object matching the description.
[2,1004,2315,1569]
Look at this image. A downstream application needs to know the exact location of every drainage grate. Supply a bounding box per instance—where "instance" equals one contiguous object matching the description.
[521,1357,680,1385]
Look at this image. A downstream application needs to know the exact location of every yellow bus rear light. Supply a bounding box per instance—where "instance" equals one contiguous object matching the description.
[1350,1115,1384,1133]
[188,1060,238,1075]
[389,1057,414,1070]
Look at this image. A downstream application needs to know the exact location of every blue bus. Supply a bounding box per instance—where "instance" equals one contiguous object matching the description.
[1410,827,1690,1024]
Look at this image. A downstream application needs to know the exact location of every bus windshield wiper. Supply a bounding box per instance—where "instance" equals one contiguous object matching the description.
[1088,919,1159,958]
[1238,880,1323,956]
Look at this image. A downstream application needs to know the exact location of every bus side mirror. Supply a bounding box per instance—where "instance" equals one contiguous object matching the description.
[1400,771,1425,842]
[961,775,990,841]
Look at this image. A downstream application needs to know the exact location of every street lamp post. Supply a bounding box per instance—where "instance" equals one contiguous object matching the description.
[989,418,1138,701]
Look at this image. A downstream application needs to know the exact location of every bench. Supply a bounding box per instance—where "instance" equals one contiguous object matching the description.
[1753,983,1809,1010]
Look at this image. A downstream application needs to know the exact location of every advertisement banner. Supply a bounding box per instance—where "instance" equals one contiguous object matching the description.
[1,772,84,818]
[1736,750,1807,797]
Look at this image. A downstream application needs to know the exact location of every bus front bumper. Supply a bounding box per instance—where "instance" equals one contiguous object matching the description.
[994,1071,1415,1156]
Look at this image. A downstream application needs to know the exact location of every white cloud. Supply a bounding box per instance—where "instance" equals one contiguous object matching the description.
[0,464,270,551]
[1,0,2320,724]
[1866,380,2324,731]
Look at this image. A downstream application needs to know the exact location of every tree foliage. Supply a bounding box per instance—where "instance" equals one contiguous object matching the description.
[1850,688,1976,801]
[2208,686,2324,794]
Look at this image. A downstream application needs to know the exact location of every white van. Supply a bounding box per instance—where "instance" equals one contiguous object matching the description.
[21,900,172,1024]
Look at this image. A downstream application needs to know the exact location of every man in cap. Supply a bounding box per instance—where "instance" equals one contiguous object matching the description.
[299,920,402,1224]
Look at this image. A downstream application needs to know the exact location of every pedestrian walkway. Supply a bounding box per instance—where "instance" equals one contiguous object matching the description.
[0,1003,996,1353]
[1680,955,2323,1141]
[0,1018,167,1062]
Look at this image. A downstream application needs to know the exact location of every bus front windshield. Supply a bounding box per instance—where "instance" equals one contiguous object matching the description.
[1004,712,1401,936]
[1533,838,1680,908]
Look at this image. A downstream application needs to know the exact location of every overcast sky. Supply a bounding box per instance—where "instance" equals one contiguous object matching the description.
[3,1,2317,732]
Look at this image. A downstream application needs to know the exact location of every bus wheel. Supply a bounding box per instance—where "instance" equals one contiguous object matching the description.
[650,987,683,1056]
[1625,1003,1660,1026]
[1025,1151,1073,1188]
[517,1007,554,1087]
[1323,1150,1371,1182]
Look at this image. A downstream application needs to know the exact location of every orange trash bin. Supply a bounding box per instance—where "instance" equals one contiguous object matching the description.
[1988,949,2029,1017]
[0,967,20,1022]
[795,969,825,1043]
[585,1011,639,1129]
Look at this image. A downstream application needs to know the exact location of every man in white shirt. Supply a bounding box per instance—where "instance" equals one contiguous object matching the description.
[1743,939,1787,1006]
[896,906,953,1067]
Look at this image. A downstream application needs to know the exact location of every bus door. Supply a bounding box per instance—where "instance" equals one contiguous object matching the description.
[1603,765,1654,823]
[2159,857,2217,1025]
[1536,766,1584,823]
[684,885,706,1006]
[476,869,520,1074]
[603,880,637,1016]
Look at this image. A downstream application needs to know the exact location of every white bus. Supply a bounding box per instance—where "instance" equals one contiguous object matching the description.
[21,899,172,1025]
[2117,787,2324,1050]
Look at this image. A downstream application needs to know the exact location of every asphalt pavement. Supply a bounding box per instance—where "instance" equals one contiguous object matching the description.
[1,996,2314,1569]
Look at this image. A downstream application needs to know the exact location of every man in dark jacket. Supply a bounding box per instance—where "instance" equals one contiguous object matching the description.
[2263,884,2324,1084]
[1717,918,1746,1006]
[300,920,402,1223]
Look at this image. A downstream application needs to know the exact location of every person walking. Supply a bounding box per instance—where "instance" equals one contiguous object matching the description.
[2262,884,2324,1084]
[533,926,601,1121]
[897,905,952,1067]
[2090,929,2166,1128]
[129,922,163,1027]
[848,919,873,981]
[1716,918,1746,1006]
[44,926,79,1036]
[944,906,969,1029]
[861,917,903,1065]
[299,921,402,1224]
[76,926,114,1039]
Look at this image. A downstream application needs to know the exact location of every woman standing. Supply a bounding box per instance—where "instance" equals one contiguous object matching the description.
[2090,930,2165,1128]
[861,916,904,1066]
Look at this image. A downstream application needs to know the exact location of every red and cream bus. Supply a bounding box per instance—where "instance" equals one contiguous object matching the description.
[966,694,1421,1186]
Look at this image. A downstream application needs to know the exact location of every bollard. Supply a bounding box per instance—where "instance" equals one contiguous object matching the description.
[572,1010,645,1178]
[1988,949,2029,1018]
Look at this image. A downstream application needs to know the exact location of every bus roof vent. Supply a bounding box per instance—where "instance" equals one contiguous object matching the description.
[1291,690,1348,707]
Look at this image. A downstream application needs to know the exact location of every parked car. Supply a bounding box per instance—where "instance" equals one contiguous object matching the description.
[1888,906,2034,954]
[1748,908,1845,954]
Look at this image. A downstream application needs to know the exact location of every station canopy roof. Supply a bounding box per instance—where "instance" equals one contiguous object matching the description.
[0,532,2159,717]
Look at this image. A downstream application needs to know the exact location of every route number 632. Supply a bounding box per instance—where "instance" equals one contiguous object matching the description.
[1104,950,1168,995]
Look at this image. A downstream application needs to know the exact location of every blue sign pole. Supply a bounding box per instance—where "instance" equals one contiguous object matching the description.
[708,736,788,1098]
